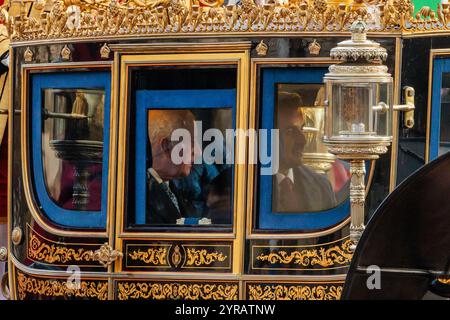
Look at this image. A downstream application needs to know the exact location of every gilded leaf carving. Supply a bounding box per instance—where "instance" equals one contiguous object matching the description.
[185,248,227,266]
[128,247,169,266]
[16,272,108,300]
[3,0,449,43]
[247,284,342,300]
[256,239,353,268]
[28,233,95,264]
[117,282,238,300]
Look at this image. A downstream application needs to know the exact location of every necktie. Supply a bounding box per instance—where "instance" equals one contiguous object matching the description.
[160,183,181,214]
[278,176,300,212]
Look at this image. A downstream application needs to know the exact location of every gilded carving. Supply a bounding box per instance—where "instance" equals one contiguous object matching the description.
[255,239,352,268]
[171,245,182,267]
[28,233,95,264]
[185,248,227,266]
[100,43,110,59]
[16,272,108,300]
[60,44,71,60]
[24,47,34,62]
[128,247,169,266]
[247,283,343,300]
[255,40,268,56]
[89,243,123,267]
[308,39,320,55]
[117,282,238,300]
[3,0,449,43]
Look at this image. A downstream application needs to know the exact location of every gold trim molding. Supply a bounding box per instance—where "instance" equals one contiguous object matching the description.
[247,283,343,300]
[16,271,108,300]
[117,281,239,300]
[3,0,448,43]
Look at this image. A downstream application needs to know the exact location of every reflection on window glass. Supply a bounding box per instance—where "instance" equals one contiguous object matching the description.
[42,89,104,211]
[440,73,450,156]
[146,108,233,226]
[273,84,350,212]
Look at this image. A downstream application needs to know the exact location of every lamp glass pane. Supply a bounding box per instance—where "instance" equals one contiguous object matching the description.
[330,81,392,140]
[331,83,372,138]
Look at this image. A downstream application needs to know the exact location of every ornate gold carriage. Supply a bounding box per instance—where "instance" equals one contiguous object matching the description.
[0,0,449,300]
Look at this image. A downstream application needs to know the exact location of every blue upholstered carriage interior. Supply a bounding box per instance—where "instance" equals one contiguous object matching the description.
[135,89,237,225]
[31,72,111,229]
[258,67,350,231]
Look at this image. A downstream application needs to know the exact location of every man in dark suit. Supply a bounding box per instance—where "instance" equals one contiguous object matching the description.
[146,109,199,224]
[273,92,336,212]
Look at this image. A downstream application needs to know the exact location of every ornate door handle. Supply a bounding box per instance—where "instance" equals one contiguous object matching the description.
[393,86,415,129]
[89,243,123,267]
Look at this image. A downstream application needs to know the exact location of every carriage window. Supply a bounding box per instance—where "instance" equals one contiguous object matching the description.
[31,72,110,229]
[42,89,104,211]
[257,68,350,231]
[145,108,233,226]
[273,84,350,213]
[127,66,237,231]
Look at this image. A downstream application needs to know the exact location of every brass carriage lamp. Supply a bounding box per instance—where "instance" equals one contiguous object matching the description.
[323,20,415,251]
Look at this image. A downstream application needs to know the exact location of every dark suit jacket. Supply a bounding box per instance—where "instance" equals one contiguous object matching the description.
[273,164,337,212]
[146,173,196,225]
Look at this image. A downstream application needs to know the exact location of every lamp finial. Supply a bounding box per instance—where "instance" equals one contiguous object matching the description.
[350,19,368,42]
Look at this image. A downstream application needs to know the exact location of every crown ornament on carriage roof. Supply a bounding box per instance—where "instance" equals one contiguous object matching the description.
[0,0,449,43]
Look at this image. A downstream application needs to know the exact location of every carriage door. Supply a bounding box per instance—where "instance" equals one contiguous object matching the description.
[112,45,250,299]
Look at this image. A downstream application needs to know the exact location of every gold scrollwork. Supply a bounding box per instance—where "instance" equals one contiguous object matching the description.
[256,239,352,268]
[4,0,448,43]
[185,248,227,267]
[128,247,169,266]
[117,282,238,300]
[28,233,95,265]
[247,283,343,300]
[16,272,108,300]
